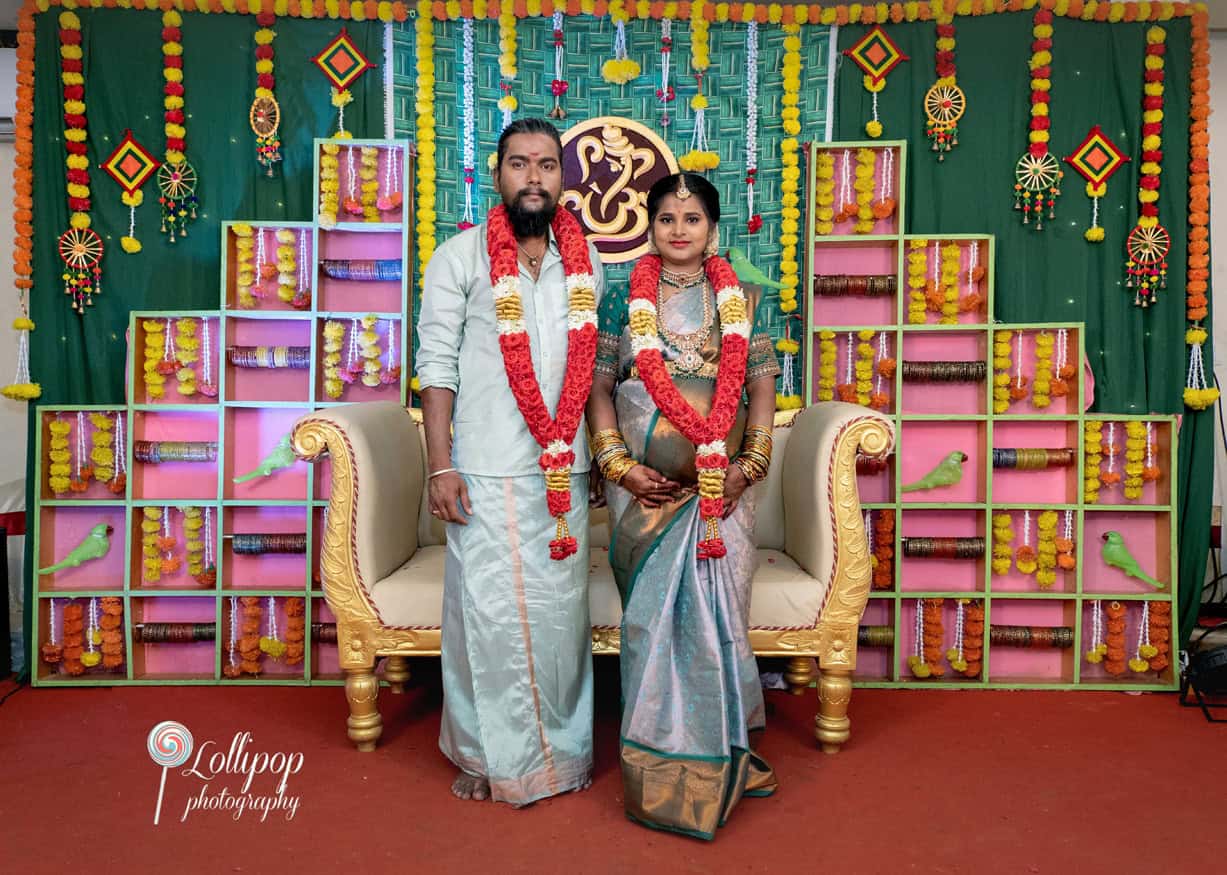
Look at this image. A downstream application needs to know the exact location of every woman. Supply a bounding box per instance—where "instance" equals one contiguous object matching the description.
[586,172,780,839]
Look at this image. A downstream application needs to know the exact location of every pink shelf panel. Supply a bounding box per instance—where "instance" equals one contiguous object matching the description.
[317,230,405,313]
[901,238,989,327]
[985,599,1076,684]
[221,506,309,591]
[1081,510,1172,595]
[37,505,127,592]
[131,595,216,679]
[129,505,219,592]
[220,595,307,680]
[993,328,1082,415]
[897,597,984,683]
[814,146,901,237]
[1078,599,1175,685]
[899,509,985,593]
[811,241,898,327]
[899,420,987,504]
[853,599,893,681]
[314,316,404,404]
[809,329,896,413]
[1084,418,1173,507]
[223,407,310,501]
[898,331,986,415]
[224,318,313,403]
[38,410,128,501]
[224,225,315,313]
[132,317,221,405]
[989,508,1077,594]
[130,410,220,501]
[991,420,1079,505]
[311,598,341,680]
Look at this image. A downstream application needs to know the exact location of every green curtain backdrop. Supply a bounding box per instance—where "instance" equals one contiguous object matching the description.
[391,17,833,340]
[836,14,1210,646]
[21,9,385,679]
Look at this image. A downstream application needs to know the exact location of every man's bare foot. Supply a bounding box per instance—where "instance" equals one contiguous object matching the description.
[573,776,592,792]
[451,772,489,801]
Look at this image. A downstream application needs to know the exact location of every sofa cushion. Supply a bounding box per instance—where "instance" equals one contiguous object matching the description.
[370,544,824,632]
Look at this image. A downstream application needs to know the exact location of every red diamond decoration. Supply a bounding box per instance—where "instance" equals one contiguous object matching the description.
[843,26,909,85]
[1064,125,1129,187]
[101,129,160,195]
[312,28,375,92]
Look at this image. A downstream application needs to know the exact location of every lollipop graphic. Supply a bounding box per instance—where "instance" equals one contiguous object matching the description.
[148,720,193,824]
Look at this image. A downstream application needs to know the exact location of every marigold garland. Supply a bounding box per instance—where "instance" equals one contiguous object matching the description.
[99,596,124,670]
[1036,509,1058,589]
[630,250,748,560]
[47,418,71,496]
[143,318,166,400]
[1124,26,1168,307]
[239,596,264,676]
[415,1,437,294]
[142,506,162,583]
[814,150,835,236]
[908,598,945,679]
[1103,599,1127,676]
[775,22,802,321]
[855,329,874,406]
[1056,509,1077,572]
[253,13,282,171]
[61,601,85,676]
[88,412,114,484]
[319,143,340,230]
[323,320,345,399]
[490,205,597,561]
[184,505,205,578]
[853,148,876,234]
[1184,10,1215,410]
[991,512,1013,576]
[1084,419,1103,503]
[175,317,198,397]
[285,596,306,666]
[678,3,720,172]
[925,15,961,158]
[870,330,892,410]
[1031,330,1053,408]
[816,330,836,402]
[907,239,927,324]
[939,242,959,324]
[232,223,256,308]
[1147,599,1171,673]
[960,599,983,679]
[992,329,1012,414]
[359,147,380,221]
[1124,420,1146,500]
[4,4,38,400]
[872,509,894,590]
[161,9,198,240]
[1012,7,1062,229]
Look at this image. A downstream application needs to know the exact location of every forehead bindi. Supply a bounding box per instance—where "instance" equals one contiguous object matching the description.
[503,134,561,165]
[655,196,708,221]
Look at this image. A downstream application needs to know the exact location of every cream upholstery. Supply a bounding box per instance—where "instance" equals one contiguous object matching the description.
[292,400,893,755]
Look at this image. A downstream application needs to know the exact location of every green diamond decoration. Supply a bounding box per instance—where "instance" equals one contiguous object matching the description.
[312,28,375,92]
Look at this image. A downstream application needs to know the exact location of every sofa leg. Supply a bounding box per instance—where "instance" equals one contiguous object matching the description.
[345,667,383,752]
[385,655,410,694]
[785,656,817,696]
[815,667,852,754]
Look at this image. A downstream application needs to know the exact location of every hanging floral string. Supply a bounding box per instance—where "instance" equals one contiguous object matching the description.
[1184,10,1216,410]
[843,25,907,139]
[359,147,380,222]
[855,329,874,407]
[415,0,437,294]
[1050,327,1072,398]
[3,4,38,400]
[852,148,876,234]
[1143,421,1161,483]
[872,510,894,590]
[323,320,345,399]
[874,147,896,220]
[285,597,306,667]
[744,21,761,233]
[775,20,802,324]
[251,12,281,174]
[142,506,162,583]
[319,143,340,230]
[497,4,518,129]
[925,14,963,159]
[110,411,127,494]
[870,330,892,410]
[197,506,216,586]
[199,317,217,398]
[458,17,477,230]
[1124,420,1146,500]
[991,328,1011,414]
[1011,330,1029,403]
[89,412,113,485]
[1032,330,1053,409]
[185,506,204,579]
[656,18,675,127]
[378,145,403,212]
[344,146,361,216]
[1102,421,1120,489]
[991,512,1013,576]
[939,242,959,325]
[1125,26,1169,307]
[947,598,966,673]
[1084,420,1103,503]
[142,319,166,400]
[837,148,854,222]
[70,411,88,492]
[907,239,927,325]
[679,2,718,173]
[1086,600,1106,664]
[1015,509,1037,576]
[1147,600,1171,673]
[239,596,263,676]
[1129,601,1152,673]
[1056,509,1076,572]
[1104,600,1128,677]
[160,9,198,242]
[960,239,985,314]
[382,320,401,385]
[260,596,286,660]
[175,317,198,397]
[548,13,568,119]
[1036,510,1058,590]
[775,317,801,410]
[224,595,240,678]
[1012,7,1062,230]
[816,330,836,403]
[603,0,640,85]
[837,332,855,402]
[814,150,835,236]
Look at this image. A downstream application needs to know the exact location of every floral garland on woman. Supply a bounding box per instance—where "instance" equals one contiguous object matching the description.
[488,205,597,561]
[629,251,749,559]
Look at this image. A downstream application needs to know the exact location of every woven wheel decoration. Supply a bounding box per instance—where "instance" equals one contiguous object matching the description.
[1125,224,1171,307]
[57,227,104,311]
[924,83,965,159]
[157,161,198,243]
[249,96,282,177]
[1013,152,1062,229]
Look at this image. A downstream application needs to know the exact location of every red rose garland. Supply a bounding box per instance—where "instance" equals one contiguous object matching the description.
[487,205,597,561]
[629,253,750,559]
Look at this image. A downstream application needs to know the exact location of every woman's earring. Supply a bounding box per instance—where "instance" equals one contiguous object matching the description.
[704,234,719,259]
[647,237,659,255]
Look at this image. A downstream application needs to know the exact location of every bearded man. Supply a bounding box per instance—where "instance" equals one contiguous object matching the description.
[416,118,606,806]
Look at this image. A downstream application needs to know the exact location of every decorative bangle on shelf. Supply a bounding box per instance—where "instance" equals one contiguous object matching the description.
[858,625,894,647]
[991,448,1076,469]
[813,274,896,297]
[319,259,403,281]
[135,623,216,643]
[230,533,307,555]
[900,361,987,383]
[990,625,1074,649]
[901,537,985,560]
[227,345,311,369]
[133,440,218,463]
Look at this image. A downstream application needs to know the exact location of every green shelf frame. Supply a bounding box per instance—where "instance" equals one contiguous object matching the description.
[31,138,414,687]
[801,141,1179,692]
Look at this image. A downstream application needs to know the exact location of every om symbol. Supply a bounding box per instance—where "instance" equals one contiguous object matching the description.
[560,117,679,263]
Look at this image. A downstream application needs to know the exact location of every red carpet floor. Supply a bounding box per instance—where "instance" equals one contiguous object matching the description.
[0,662,1220,874]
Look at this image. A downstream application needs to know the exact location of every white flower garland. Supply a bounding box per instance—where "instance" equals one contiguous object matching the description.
[461,17,476,227]
[744,21,759,224]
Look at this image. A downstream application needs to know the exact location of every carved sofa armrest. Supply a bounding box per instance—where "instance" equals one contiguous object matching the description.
[291,401,424,604]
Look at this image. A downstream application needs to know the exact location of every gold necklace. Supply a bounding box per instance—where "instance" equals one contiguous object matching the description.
[658,279,713,374]
[660,264,706,289]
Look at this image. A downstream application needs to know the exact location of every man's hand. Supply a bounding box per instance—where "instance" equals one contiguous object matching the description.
[429,471,473,524]
[621,465,680,509]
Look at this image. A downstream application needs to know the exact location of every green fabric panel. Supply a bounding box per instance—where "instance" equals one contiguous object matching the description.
[30,10,385,404]
[21,10,386,681]
[836,15,1210,646]
[392,17,832,343]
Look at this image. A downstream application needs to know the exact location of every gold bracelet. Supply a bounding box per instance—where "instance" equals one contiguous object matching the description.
[591,428,627,456]
[603,454,638,484]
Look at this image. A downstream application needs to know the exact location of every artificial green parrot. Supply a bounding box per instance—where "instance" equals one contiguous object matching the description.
[1101,531,1164,589]
[39,523,113,574]
[901,451,968,493]
[233,433,297,484]
[726,247,785,290]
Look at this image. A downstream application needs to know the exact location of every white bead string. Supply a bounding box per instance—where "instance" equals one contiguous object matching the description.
[163,317,175,364]
[844,331,854,386]
[297,229,309,294]
[1022,509,1031,548]
[1106,422,1117,478]
[745,21,759,219]
[228,595,239,669]
[204,506,214,569]
[385,319,397,372]
[967,238,979,289]
[199,318,213,390]
[49,598,59,646]
[839,149,851,210]
[254,228,266,294]
[346,146,357,202]
[1145,421,1154,470]
[865,511,873,555]
[86,597,98,655]
[389,146,401,198]
[1091,599,1103,653]
[346,318,360,372]
[914,599,924,663]
[659,19,672,125]
[954,600,965,664]
[1062,508,1073,541]
[879,147,893,203]
[113,411,126,479]
[875,330,888,396]
[551,13,565,118]
[779,322,796,398]
[267,595,279,642]
[75,411,86,480]
[1014,329,1024,391]
[461,18,476,226]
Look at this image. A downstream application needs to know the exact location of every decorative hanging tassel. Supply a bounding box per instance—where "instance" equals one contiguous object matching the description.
[2,315,40,400]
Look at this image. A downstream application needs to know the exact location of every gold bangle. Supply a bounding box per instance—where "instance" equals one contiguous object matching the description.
[604,454,637,484]
[591,428,627,456]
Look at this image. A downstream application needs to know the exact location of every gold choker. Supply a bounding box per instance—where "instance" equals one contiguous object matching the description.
[659,266,706,288]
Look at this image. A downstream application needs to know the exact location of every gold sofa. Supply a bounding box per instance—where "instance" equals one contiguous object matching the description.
[291,401,893,755]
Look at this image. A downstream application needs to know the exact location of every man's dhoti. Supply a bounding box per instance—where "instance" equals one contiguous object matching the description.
[439,472,593,805]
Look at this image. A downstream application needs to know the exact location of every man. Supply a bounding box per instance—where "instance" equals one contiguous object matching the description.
[416,118,605,806]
